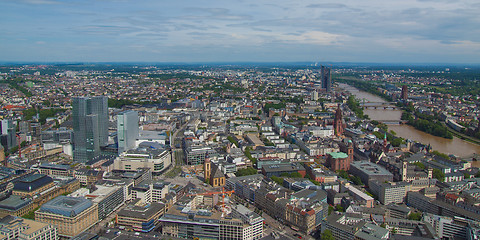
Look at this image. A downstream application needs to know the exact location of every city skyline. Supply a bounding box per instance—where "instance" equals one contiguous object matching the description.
[1,0,479,64]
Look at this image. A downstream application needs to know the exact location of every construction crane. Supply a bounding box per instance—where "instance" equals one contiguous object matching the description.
[187,187,235,212]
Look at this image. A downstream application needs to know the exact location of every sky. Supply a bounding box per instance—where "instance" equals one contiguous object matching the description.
[1,0,480,63]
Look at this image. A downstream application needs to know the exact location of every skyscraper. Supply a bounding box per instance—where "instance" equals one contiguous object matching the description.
[117,110,139,154]
[0,119,17,151]
[401,85,408,100]
[321,66,332,92]
[73,96,108,162]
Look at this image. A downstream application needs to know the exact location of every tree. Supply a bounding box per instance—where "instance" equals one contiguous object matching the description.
[432,168,445,182]
[335,205,344,212]
[321,229,335,240]
[408,212,422,221]
[236,167,257,177]
[271,176,284,185]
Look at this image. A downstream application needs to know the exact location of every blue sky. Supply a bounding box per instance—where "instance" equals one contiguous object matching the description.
[1,0,479,63]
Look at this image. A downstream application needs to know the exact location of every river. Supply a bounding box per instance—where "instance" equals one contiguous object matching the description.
[339,83,480,158]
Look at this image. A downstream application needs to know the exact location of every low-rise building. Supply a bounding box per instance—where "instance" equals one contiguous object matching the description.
[349,161,393,186]
[160,198,263,240]
[0,215,58,240]
[0,195,34,218]
[38,163,72,177]
[74,169,103,186]
[261,162,306,178]
[12,174,54,198]
[113,145,171,174]
[369,181,411,205]
[116,199,164,232]
[35,196,98,238]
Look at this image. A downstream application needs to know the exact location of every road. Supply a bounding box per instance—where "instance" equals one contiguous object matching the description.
[88,202,126,234]
[161,119,191,178]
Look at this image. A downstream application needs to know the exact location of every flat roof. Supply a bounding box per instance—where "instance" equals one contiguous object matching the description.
[39,196,93,217]
[117,201,165,220]
[350,161,393,176]
[0,195,31,210]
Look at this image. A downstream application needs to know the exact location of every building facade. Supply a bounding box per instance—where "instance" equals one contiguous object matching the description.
[35,196,98,237]
[73,96,108,162]
[117,110,139,155]
[0,216,58,240]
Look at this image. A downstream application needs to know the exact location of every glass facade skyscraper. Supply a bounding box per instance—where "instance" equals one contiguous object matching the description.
[73,96,108,162]
[117,110,139,154]
[321,66,332,92]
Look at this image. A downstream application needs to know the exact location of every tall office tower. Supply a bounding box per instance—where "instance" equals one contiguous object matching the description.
[401,85,408,100]
[0,119,17,151]
[73,96,108,162]
[117,110,139,154]
[321,66,332,92]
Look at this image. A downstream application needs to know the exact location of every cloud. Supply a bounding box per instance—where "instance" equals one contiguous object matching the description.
[16,0,60,4]
[306,3,348,9]
[275,31,344,45]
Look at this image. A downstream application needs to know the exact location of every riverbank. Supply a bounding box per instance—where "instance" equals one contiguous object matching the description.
[442,122,480,145]
[338,82,480,157]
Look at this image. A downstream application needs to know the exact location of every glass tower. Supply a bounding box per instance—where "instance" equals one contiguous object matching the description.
[117,110,139,154]
[73,96,108,162]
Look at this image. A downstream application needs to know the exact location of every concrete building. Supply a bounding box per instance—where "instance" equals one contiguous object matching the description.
[349,161,393,186]
[38,163,72,177]
[117,110,139,154]
[0,195,34,218]
[84,185,124,220]
[113,144,171,175]
[344,185,374,208]
[183,141,213,165]
[74,169,103,186]
[423,213,467,240]
[0,215,58,240]
[73,96,108,162]
[261,162,306,178]
[369,181,411,205]
[160,198,263,240]
[35,196,98,238]
[116,199,164,232]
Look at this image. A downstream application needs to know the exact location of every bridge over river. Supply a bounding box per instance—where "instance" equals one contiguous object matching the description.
[359,101,399,110]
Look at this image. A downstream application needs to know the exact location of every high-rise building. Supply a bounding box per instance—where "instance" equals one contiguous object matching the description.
[73,96,108,162]
[321,66,332,92]
[117,110,139,154]
[0,119,17,151]
[0,145,5,167]
[401,85,408,100]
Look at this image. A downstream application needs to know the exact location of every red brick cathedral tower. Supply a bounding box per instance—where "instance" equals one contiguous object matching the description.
[334,105,345,136]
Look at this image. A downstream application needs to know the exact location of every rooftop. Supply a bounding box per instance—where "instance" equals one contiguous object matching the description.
[350,161,393,176]
[327,152,349,159]
[0,195,31,210]
[13,174,53,192]
[117,199,165,220]
[39,196,93,217]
